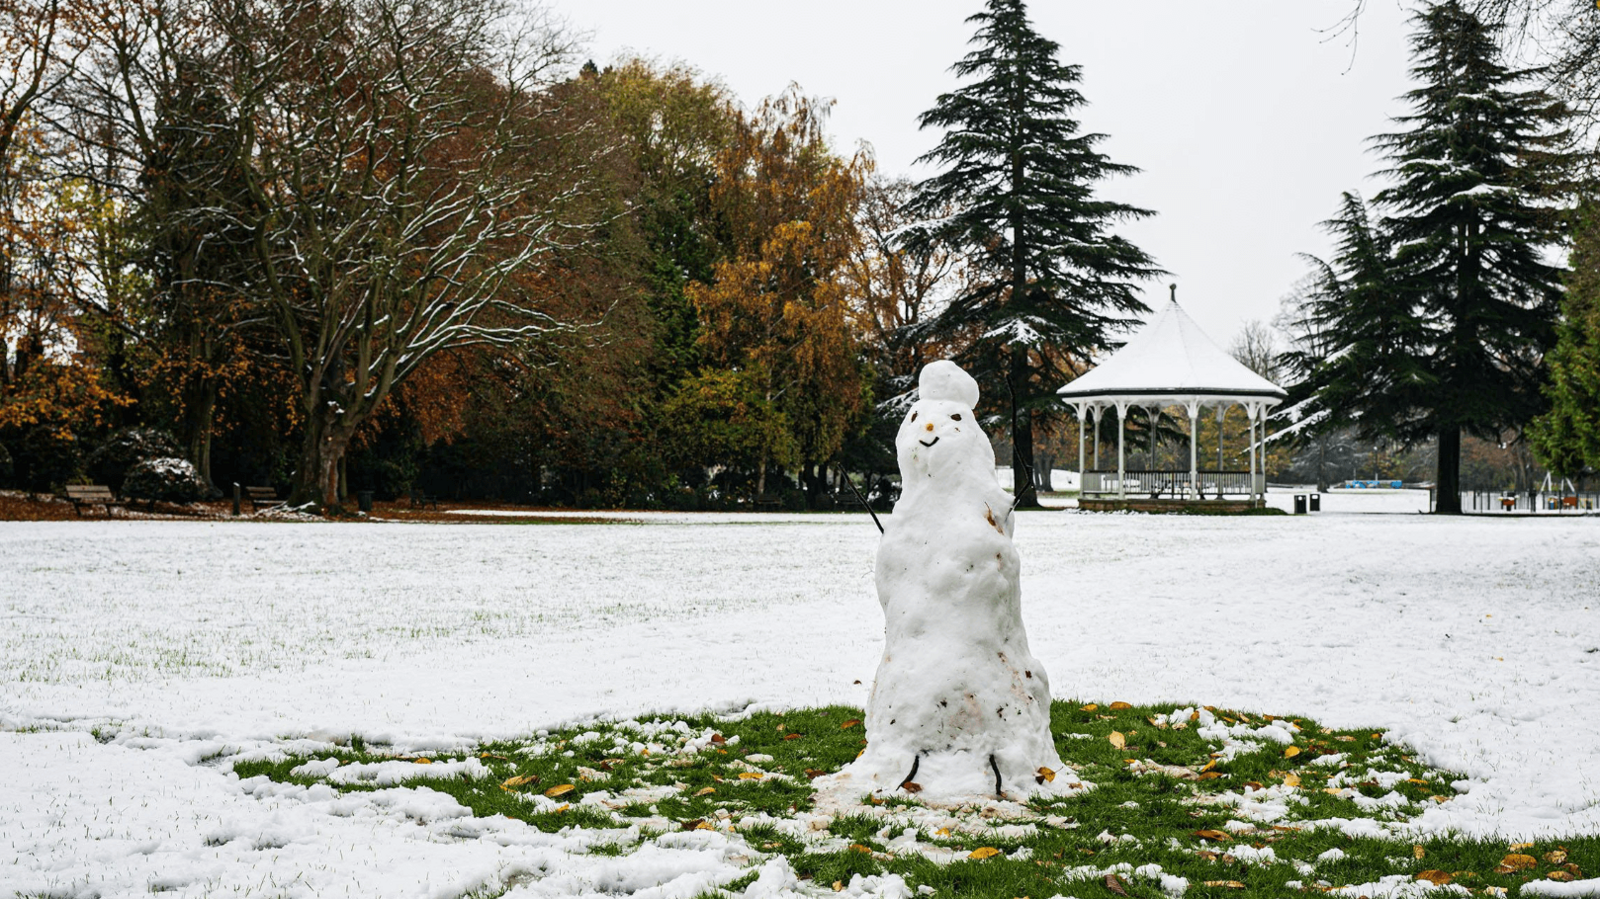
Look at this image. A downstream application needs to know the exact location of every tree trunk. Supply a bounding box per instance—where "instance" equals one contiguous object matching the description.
[185,383,219,490]
[1009,353,1042,509]
[1036,451,1054,492]
[1435,426,1462,514]
[1316,434,1329,493]
[755,457,768,498]
[290,413,354,512]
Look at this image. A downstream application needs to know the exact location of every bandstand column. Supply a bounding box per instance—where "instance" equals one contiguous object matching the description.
[1248,405,1258,504]
[1115,401,1128,499]
[1075,403,1087,489]
[1186,400,1199,500]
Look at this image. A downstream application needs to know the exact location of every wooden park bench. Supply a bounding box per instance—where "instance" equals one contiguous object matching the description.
[64,485,124,517]
[409,489,439,510]
[244,486,284,512]
[753,494,782,512]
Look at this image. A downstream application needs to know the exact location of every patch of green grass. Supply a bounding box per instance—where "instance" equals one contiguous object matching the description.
[231,701,1597,899]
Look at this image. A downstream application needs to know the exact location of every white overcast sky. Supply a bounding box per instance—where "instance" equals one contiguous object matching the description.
[546,0,1421,346]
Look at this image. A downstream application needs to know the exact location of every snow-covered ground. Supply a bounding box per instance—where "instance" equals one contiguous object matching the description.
[3,497,1598,897]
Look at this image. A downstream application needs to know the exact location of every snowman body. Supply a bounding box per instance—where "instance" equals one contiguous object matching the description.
[839,361,1075,801]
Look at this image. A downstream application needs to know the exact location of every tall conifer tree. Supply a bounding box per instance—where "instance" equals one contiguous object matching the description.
[1371,2,1576,512]
[1528,197,1600,477]
[904,0,1160,504]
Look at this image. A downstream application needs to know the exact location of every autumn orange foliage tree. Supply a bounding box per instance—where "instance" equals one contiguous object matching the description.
[686,89,872,497]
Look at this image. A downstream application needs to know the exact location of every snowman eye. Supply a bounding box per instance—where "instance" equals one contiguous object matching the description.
[951,413,963,421]
[910,411,918,422]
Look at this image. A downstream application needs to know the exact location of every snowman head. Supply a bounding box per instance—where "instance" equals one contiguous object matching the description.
[896,360,996,497]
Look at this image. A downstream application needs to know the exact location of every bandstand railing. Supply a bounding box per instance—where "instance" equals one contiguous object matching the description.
[1082,469,1265,499]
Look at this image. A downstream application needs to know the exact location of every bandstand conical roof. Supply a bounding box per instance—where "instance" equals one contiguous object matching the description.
[1057,295,1286,404]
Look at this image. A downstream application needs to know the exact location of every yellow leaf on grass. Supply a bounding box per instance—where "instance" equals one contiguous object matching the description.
[694,787,716,796]
[1283,773,1301,788]
[1109,731,1126,750]
[1081,704,1099,712]
[738,772,765,780]
[544,784,575,798]
[1548,872,1576,883]
[500,775,539,790]
[1545,850,1568,864]
[1415,871,1453,885]
[840,719,861,729]
[1196,772,1226,781]
[850,844,873,854]
[1203,881,1246,889]
[1200,759,1218,773]
[1037,766,1056,783]
[1496,854,1537,874]
[1510,842,1535,851]
[969,847,1002,860]
[1194,830,1233,842]
[695,820,714,830]
[413,758,432,765]
[1284,746,1301,758]
[1414,845,1426,859]
[1110,701,1132,710]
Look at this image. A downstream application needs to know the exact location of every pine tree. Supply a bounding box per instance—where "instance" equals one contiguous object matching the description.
[904,0,1161,505]
[1367,1,1574,513]
[1528,197,1600,477]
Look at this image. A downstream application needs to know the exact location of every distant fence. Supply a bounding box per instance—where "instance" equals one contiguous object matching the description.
[1341,479,1405,489]
[1083,469,1264,498]
[1459,491,1599,513]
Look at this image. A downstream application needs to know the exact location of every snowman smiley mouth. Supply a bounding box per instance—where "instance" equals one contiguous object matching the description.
[919,437,940,447]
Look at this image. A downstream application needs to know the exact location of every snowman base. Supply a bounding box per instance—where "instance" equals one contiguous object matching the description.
[823,746,1087,805]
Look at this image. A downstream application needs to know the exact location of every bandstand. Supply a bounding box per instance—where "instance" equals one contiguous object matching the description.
[1057,289,1286,511]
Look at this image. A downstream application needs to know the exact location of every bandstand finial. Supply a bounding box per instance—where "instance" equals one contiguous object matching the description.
[1170,283,1178,304]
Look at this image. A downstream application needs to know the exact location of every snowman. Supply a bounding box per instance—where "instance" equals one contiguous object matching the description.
[837,359,1078,801]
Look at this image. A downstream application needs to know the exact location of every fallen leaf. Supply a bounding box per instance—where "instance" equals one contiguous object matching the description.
[1196,850,1219,861]
[1244,781,1263,791]
[1510,842,1536,851]
[1547,872,1575,883]
[1408,778,1430,785]
[1415,871,1453,886]
[1106,874,1129,896]
[1414,845,1427,860]
[1545,850,1568,864]
[936,827,951,837]
[500,774,539,790]
[480,753,509,761]
[833,881,844,892]
[850,844,873,854]
[710,734,726,744]
[784,733,804,740]
[1194,830,1233,842]
[1110,701,1133,710]
[1336,735,1356,742]
[901,781,923,793]
[1037,766,1056,784]
[1496,854,1537,874]
[1284,746,1302,758]
[738,772,764,780]
[544,783,576,798]
[1283,773,1302,787]
[804,768,826,779]
[840,719,861,729]
[413,758,433,765]
[695,821,714,831]
[1203,881,1246,889]
[969,847,1002,860]
[1200,759,1218,773]
[694,786,716,796]
[1081,704,1099,712]
[1109,731,1126,750]
[1197,772,1226,781]
[679,818,704,830]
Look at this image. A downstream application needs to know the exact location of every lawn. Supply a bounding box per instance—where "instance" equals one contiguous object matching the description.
[2,503,1597,897]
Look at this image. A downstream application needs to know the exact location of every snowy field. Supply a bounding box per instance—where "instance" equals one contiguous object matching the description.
[2,498,1598,897]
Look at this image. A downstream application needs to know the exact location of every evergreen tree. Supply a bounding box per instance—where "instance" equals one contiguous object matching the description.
[1294,2,1577,514]
[1528,197,1600,477]
[904,0,1161,504]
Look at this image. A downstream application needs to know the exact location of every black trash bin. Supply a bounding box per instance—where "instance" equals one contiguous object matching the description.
[1309,494,1321,512]
[1294,494,1307,515]
[357,490,374,513]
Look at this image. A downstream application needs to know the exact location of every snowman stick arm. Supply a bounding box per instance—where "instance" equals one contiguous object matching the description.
[843,472,885,534]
